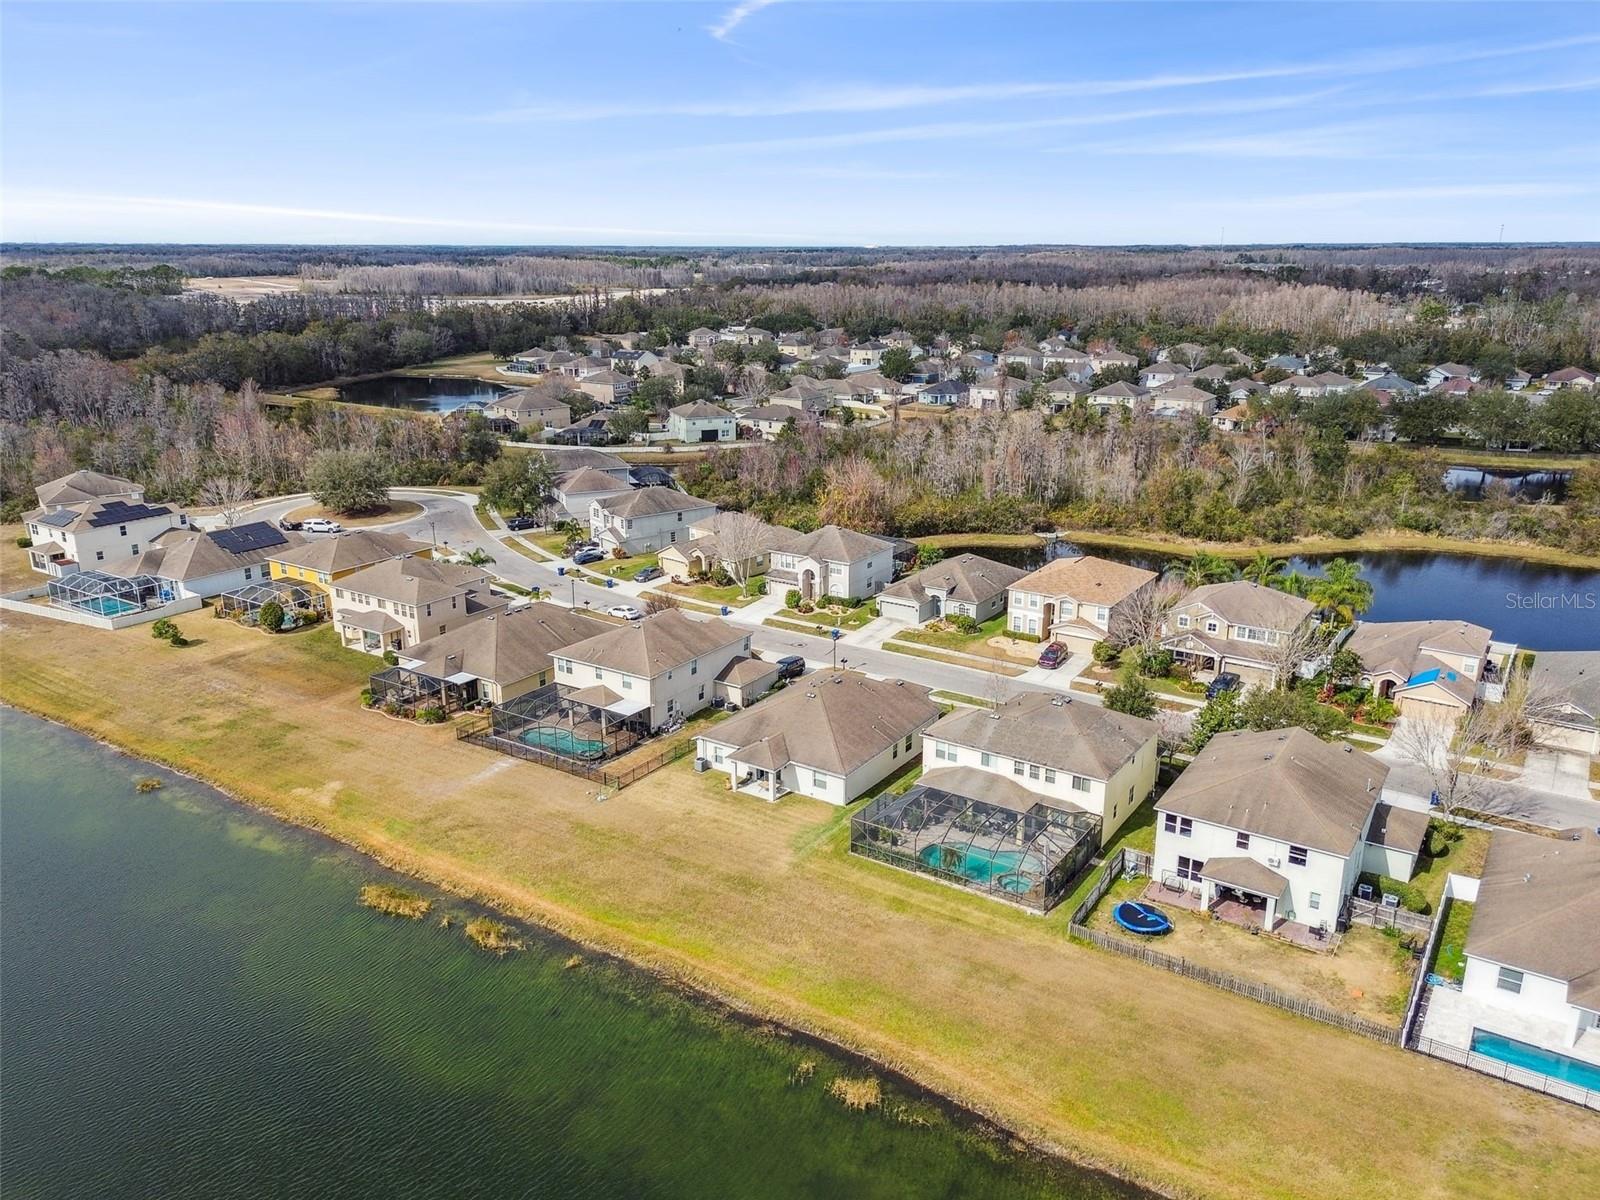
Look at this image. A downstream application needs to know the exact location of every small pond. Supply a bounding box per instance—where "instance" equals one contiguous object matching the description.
[1442,466,1570,502]
[337,375,511,413]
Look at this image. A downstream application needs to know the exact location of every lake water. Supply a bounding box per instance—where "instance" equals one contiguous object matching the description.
[983,542,1600,651]
[0,709,1143,1200]
[338,375,511,413]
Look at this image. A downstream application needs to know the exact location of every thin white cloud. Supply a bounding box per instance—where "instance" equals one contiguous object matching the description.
[707,0,784,43]
[1065,120,1411,160]
[1471,76,1600,98]
[475,31,1600,124]
[1216,182,1597,210]
[0,190,810,242]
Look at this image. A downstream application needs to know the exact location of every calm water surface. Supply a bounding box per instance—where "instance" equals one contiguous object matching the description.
[983,543,1599,650]
[0,709,1144,1200]
[338,375,510,412]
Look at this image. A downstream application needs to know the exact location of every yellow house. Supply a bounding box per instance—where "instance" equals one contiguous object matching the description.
[268,530,432,594]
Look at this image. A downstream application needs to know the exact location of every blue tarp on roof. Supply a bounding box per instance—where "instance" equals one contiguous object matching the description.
[1405,667,1459,687]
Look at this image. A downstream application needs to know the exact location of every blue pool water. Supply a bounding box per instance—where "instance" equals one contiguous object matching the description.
[1470,1029,1600,1093]
[520,726,606,758]
[919,844,1041,890]
[73,596,141,617]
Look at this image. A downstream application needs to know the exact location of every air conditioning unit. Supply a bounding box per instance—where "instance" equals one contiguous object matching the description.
[1267,857,1282,868]
[1382,893,1400,908]
[693,757,709,773]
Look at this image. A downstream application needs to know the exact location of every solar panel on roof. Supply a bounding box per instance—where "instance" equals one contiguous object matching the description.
[211,522,289,555]
[38,509,79,528]
[86,500,172,528]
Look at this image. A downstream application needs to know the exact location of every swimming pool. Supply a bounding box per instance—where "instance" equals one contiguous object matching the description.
[919,843,1042,890]
[519,727,606,758]
[69,596,142,617]
[1470,1029,1600,1093]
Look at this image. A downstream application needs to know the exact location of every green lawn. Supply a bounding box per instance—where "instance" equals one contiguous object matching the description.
[1429,898,1475,984]
[593,552,661,580]
[881,640,1029,677]
[778,604,875,631]
[894,613,1038,662]
[1409,822,1492,909]
[1055,794,1159,922]
[662,580,762,608]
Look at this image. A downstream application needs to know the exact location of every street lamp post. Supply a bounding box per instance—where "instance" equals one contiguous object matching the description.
[830,627,842,672]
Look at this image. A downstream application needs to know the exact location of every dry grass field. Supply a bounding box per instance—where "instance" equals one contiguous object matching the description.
[2,529,1597,1200]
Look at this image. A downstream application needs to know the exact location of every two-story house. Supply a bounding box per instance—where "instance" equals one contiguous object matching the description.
[553,609,749,730]
[391,602,608,707]
[666,400,736,443]
[23,470,187,577]
[766,525,894,603]
[922,691,1159,845]
[330,556,505,655]
[1344,619,1496,720]
[1005,554,1157,657]
[1153,728,1393,936]
[1163,580,1319,688]
[589,487,719,556]
[698,673,941,804]
[269,530,431,595]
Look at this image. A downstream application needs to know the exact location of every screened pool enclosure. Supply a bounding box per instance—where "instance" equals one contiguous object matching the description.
[483,685,649,763]
[216,580,327,625]
[849,777,1101,912]
[47,570,170,616]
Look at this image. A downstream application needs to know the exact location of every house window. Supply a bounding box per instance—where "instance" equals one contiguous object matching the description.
[1163,813,1192,836]
[980,752,992,768]
[1176,855,1204,882]
[713,747,724,763]
[903,734,912,752]
[1309,892,1321,910]
[1177,615,1190,628]
[621,678,632,690]
[1012,759,1025,776]
[690,660,698,675]
[1028,763,1041,781]
[594,667,603,680]
[1235,832,1249,850]
[438,625,446,635]
[119,525,127,536]
[1288,845,1308,867]
[1071,775,1090,793]
[1205,621,1219,634]
[95,550,104,561]
[1496,966,1524,995]
[812,771,826,789]
[1044,768,1056,784]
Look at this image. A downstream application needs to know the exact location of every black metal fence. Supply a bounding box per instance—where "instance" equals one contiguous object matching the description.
[456,713,694,790]
[1411,1035,1600,1111]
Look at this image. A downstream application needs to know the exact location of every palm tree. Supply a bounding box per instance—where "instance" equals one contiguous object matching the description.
[1307,558,1374,624]
[1170,551,1237,589]
[1241,552,1289,588]
[1276,569,1313,598]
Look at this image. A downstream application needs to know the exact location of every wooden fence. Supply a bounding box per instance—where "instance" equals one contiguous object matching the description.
[1343,896,1433,936]
[1068,847,1400,1044]
[456,714,694,790]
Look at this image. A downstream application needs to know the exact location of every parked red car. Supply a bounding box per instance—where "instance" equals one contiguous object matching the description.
[1037,642,1069,669]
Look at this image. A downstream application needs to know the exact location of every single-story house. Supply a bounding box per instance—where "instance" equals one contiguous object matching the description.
[699,673,940,804]
[875,553,1027,626]
[107,521,304,600]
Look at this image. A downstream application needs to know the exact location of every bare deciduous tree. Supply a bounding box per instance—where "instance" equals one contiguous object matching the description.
[709,510,771,598]
[199,474,253,528]
[1391,703,1509,818]
[1109,577,1184,653]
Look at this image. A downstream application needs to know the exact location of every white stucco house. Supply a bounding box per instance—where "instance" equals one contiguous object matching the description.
[589,487,719,556]
[23,470,189,577]
[106,521,307,601]
[553,609,749,729]
[667,400,736,443]
[1153,728,1398,936]
[697,673,941,804]
[766,525,895,603]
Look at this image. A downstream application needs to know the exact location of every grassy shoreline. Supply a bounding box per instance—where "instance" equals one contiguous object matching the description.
[913,528,1600,570]
[2,602,1596,1199]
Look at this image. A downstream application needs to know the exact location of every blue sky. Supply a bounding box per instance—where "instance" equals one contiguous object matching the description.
[3,1,1598,246]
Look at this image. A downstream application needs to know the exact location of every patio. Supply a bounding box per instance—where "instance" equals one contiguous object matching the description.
[1143,879,1341,952]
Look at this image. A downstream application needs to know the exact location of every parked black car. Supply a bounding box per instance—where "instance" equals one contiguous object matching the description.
[505,515,538,531]
[1205,672,1241,699]
[775,655,806,680]
[278,517,302,531]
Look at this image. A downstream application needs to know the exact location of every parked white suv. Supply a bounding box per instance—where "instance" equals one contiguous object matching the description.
[302,518,344,534]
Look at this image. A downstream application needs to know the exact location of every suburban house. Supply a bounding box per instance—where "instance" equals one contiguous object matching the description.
[767,383,833,415]
[268,529,431,593]
[1005,554,1157,656]
[483,386,572,431]
[922,691,1160,846]
[1425,362,1482,389]
[330,556,505,655]
[1162,580,1319,688]
[553,609,750,729]
[576,369,635,406]
[1344,619,1497,719]
[875,553,1026,626]
[1148,384,1219,417]
[107,521,304,600]
[1140,363,1190,388]
[1089,348,1139,373]
[1527,651,1600,757]
[917,379,970,406]
[969,377,1024,409]
[1087,381,1150,409]
[533,446,633,482]
[686,327,719,352]
[767,524,895,603]
[589,487,719,556]
[666,400,737,443]
[712,656,781,708]
[552,467,635,518]
[740,403,817,439]
[1545,367,1597,390]
[23,471,187,576]
[698,673,941,804]
[658,512,798,583]
[1153,728,1396,938]
[1430,832,1600,1062]
[387,602,608,707]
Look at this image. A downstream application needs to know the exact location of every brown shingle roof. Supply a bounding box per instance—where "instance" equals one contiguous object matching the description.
[927,691,1156,780]
[705,673,939,777]
[1178,580,1315,632]
[1010,554,1155,606]
[269,530,428,574]
[1467,832,1600,1007]
[1156,728,1386,857]
[399,603,608,685]
[878,553,1027,606]
[336,556,492,605]
[597,486,715,519]
[560,609,745,677]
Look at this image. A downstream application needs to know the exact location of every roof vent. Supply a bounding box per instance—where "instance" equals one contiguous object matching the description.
[805,691,817,699]
[1343,743,1353,753]
[1263,753,1275,761]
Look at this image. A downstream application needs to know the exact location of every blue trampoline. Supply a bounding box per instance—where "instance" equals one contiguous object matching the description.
[1113,901,1172,935]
